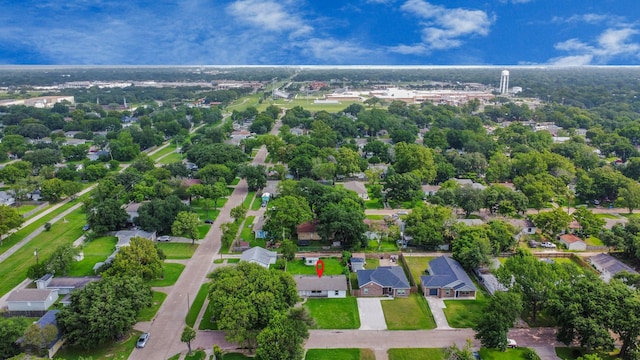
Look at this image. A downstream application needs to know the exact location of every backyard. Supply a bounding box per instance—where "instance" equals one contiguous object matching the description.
[67,236,117,276]
[286,257,345,276]
[304,297,361,329]
[381,293,436,330]
[402,256,434,286]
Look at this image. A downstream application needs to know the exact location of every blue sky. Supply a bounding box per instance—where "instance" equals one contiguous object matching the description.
[1,0,639,65]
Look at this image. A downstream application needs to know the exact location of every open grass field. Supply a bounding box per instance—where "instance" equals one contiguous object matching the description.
[259,98,363,113]
[55,329,141,360]
[479,348,543,359]
[67,236,117,276]
[149,144,177,161]
[402,256,434,287]
[158,152,183,164]
[555,347,619,360]
[387,348,445,360]
[443,285,489,328]
[186,283,209,327]
[381,293,436,330]
[286,257,345,275]
[0,206,87,297]
[156,242,198,259]
[16,204,39,215]
[305,297,361,329]
[305,348,375,360]
[148,262,185,287]
[137,291,167,322]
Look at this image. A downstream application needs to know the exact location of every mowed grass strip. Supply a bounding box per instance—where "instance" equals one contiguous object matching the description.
[149,144,177,161]
[67,236,117,276]
[0,207,86,297]
[305,348,361,360]
[388,348,445,360]
[148,262,185,287]
[286,258,345,276]
[137,291,167,322]
[156,242,198,259]
[304,297,360,329]
[381,293,436,330]
[186,283,209,327]
[159,152,183,164]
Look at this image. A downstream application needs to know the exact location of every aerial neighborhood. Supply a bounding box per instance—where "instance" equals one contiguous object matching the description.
[2,66,640,360]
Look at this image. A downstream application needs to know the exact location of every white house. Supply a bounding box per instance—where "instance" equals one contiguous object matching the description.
[304,257,320,266]
[7,289,58,313]
[558,234,587,251]
[589,253,638,283]
[294,275,347,298]
[240,246,278,268]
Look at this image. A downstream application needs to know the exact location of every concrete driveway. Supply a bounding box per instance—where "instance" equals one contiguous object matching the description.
[425,296,452,329]
[356,298,388,330]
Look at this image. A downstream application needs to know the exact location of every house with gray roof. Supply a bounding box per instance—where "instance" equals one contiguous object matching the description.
[356,266,410,297]
[239,246,278,268]
[36,273,100,295]
[115,229,156,249]
[294,275,347,298]
[6,289,58,314]
[421,256,477,299]
[22,310,65,358]
[589,253,638,283]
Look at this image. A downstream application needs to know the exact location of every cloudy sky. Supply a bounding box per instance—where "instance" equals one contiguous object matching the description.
[1,0,639,65]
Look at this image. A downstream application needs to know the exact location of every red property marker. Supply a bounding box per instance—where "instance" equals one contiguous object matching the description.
[315,259,325,278]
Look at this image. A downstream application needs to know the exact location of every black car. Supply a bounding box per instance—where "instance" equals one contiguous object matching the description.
[204,219,214,224]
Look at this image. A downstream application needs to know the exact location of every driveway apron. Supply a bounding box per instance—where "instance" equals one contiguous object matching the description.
[357,298,388,330]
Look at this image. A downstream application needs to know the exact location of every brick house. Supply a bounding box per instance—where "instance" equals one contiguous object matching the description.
[297,221,322,241]
[356,266,410,297]
[421,256,477,299]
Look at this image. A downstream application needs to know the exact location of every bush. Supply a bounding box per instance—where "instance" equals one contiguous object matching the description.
[523,348,541,360]
[44,222,52,231]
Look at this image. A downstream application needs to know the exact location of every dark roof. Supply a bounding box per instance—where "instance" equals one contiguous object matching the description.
[297,221,318,233]
[357,266,410,289]
[36,310,63,348]
[590,253,638,276]
[420,256,477,292]
[48,276,100,289]
[294,275,348,291]
[351,257,365,263]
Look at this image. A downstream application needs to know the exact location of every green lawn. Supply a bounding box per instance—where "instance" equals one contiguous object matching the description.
[185,350,207,360]
[186,283,210,327]
[0,206,87,297]
[149,144,177,160]
[381,293,436,330]
[197,224,211,239]
[242,191,256,208]
[156,242,198,259]
[230,177,240,186]
[479,348,541,359]
[227,258,240,264]
[198,302,218,330]
[16,204,38,215]
[585,236,604,246]
[147,262,185,287]
[158,152,183,164]
[364,199,384,209]
[595,213,621,220]
[387,348,445,360]
[222,353,252,360]
[365,215,385,220]
[137,291,167,321]
[305,348,376,360]
[555,347,619,360]
[240,216,256,242]
[304,297,360,329]
[443,286,489,328]
[67,236,117,276]
[286,258,345,275]
[402,256,434,287]
[54,329,140,360]
[251,195,263,210]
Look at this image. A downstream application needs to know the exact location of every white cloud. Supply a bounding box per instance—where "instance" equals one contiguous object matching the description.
[388,44,429,55]
[550,27,640,65]
[299,38,375,63]
[396,0,492,52]
[552,13,627,26]
[226,0,312,37]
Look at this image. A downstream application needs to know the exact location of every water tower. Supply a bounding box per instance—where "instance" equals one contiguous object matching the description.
[499,70,509,95]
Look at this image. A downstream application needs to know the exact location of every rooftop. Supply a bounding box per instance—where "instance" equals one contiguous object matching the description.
[294,275,348,291]
[421,256,477,292]
[357,266,410,289]
[7,289,56,302]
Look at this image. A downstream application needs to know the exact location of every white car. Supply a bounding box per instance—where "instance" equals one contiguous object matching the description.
[540,242,557,248]
[157,236,171,242]
[507,338,517,348]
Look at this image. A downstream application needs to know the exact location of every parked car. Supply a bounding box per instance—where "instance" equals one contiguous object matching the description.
[136,333,150,348]
[157,236,171,242]
[472,351,482,359]
[82,224,90,231]
[540,242,557,248]
[204,219,214,224]
[507,338,517,348]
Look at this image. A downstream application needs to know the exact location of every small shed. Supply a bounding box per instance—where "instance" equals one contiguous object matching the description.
[350,257,366,272]
[304,257,320,266]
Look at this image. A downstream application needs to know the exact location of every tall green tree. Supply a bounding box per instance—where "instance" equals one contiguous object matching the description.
[255,308,313,360]
[531,208,573,238]
[0,317,31,359]
[105,237,164,279]
[474,291,523,350]
[0,205,24,245]
[180,326,197,355]
[393,142,436,183]
[263,196,313,240]
[172,211,200,245]
[238,165,268,192]
[403,204,454,249]
[452,225,492,270]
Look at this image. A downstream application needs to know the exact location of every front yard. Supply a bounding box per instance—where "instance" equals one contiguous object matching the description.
[387,348,444,360]
[54,329,140,360]
[305,349,375,360]
[442,285,489,328]
[304,297,361,329]
[479,348,541,359]
[381,293,436,330]
[147,262,185,287]
[156,242,198,259]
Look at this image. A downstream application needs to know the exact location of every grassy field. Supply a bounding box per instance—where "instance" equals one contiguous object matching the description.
[381,293,436,330]
[148,262,185,287]
[585,236,604,246]
[443,285,489,328]
[240,215,255,241]
[555,347,619,360]
[54,329,141,360]
[185,350,206,360]
[67,236,117,276]
[198,301,217,330]
[159,152,183,164]
[17,204,39,215]
[286,258,345,275]
[149,144,177,161]
[156,242,198,259]
[305,297,361,329]
[595,213,621,219]
[387,348,445,360]
[197,224,211,239]
[137,291,167,321]
[402,256,434,286]
[0,206,87,297]
[186,283,209,327]
[227,258,240,263]
[365,215,385,220]
[305,348,375,360]
[479,348,542,359]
